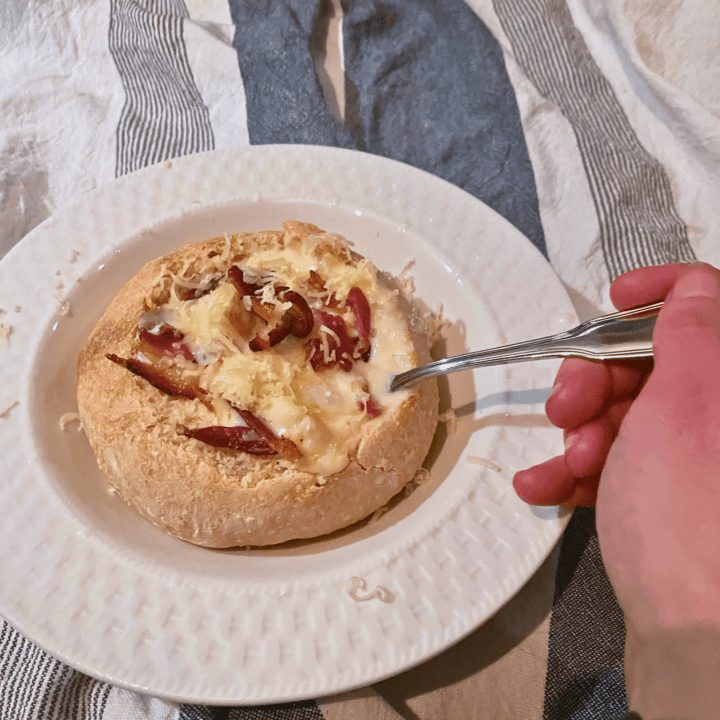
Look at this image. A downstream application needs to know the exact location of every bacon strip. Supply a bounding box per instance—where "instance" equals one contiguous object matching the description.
[308,269,342,308]
[347,287,371,340]
[182,425,276,455]
[307,269,326,294]
[138,327,194,362]
[247,286,314,351]
[108,351,300,460]
[106,353,206,402]
[229,266,316,350]
[280,289,313,338]
[227,266,261,297]
[235,407,303,461]
[360,398,382,418]
[307,310,366,372]
[248,315,292,351]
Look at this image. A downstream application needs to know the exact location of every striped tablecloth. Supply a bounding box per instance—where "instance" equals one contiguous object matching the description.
[1,0,718,718]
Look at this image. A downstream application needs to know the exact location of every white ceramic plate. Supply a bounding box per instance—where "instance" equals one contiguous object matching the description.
[0,145,574,704]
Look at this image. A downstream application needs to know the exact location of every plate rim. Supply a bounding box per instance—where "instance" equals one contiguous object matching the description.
[0,144,573,704]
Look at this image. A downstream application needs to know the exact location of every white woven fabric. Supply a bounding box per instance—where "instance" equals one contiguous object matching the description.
[1,0,717,718]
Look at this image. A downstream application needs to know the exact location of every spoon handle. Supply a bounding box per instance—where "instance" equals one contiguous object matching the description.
[390,302,661,391]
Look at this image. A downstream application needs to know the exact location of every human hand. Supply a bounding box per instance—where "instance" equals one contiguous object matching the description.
[513,263,686,508]
[516,263,720,719]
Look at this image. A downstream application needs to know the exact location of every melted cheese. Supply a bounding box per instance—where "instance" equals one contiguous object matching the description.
[164,282,247,360]
[161,238,417,476]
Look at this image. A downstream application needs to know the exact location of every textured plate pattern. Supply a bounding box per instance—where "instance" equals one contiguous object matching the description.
[0,146,574,704]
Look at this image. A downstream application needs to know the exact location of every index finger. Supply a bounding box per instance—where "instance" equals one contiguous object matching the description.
[610,263,688,310]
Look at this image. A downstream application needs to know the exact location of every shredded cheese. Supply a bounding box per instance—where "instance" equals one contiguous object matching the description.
[467,456,502,472]
[59,411,83,432]
[438,408,458,435]
[165,282,244,357]
[347,577,395,603]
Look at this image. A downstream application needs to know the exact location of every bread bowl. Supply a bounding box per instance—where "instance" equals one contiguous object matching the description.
[76,221,439,547]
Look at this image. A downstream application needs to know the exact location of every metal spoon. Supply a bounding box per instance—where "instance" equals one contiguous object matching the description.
[390,301,661,391]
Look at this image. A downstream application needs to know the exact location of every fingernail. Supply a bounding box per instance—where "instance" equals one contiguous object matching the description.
[674,268,720,299]
[548,381,563,404]
[564,431,579,452]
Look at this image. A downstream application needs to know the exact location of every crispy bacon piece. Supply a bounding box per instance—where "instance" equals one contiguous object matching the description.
[138,327,194,362]
[182,425,276,455]
[227,267,277,348]
[304,337,324,369]
[281,289,314,338]
[307,270,339,307]
[320,311,355,371]
[184,408,301,460]
[249,297,274,323]
[235,407,303,461]
[360,398,382,418]
[107,351,299,459]
[307,310,369,372]
[228,266,315,350]
[347,287,372,362]
[227,265,262,298]
[106,353,207,402]
[307,269,325,292]
[248,287,314,351]
[249,318,290,351]
[347,287,371,340]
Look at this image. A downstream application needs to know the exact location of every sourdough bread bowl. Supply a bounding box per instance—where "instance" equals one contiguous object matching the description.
[76,221,439,547]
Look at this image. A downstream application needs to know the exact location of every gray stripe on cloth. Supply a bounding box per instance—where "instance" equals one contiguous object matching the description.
[109,0,215,177]
[179,705,218,720]
[0,621,111,720]
[491,1,697,716]
[178,701,325,720]
[494,0,695,720]
[340,0,546,255]
[227,701,324,719]
[178,698,324,718]
[493,0,696,278]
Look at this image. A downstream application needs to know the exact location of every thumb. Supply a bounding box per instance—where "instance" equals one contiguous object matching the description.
[642,263,720,439]
[653,263,720,375]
